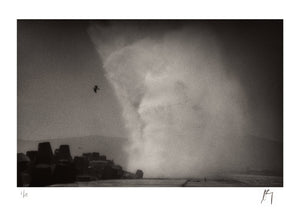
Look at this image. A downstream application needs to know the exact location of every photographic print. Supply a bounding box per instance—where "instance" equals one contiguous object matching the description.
[17,20,283,187]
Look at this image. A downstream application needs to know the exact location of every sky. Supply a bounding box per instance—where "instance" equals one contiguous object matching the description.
[18,20,127,140]
[17,20,283,176]
[18,20,282,141]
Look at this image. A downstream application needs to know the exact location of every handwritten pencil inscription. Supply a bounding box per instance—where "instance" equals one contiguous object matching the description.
[20,189,28,198]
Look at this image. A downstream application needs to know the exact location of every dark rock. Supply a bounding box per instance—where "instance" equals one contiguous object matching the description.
[17,153,30,187]
[88,160,109,179]
[36,142,53,164]
[30,164,54,186]
[74,156,89,175]
[99,155,106,160]
[26,151,38,163]
[135,169,143,179]
[53,161,76,184]
[54,145,72,162]
[91,152,100,161]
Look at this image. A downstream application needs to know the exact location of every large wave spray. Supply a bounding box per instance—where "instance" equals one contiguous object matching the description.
[88,23,247,177]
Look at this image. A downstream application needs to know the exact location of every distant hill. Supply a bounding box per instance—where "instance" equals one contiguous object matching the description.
[225,135,283,175]
[18,135,129,168]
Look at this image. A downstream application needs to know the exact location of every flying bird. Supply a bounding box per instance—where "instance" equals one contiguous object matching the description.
[93,85,100,93]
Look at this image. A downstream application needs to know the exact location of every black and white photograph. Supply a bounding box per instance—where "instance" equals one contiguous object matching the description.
[17,20,283,187]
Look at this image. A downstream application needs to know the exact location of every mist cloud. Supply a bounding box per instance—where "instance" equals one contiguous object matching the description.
[88,22,248,177]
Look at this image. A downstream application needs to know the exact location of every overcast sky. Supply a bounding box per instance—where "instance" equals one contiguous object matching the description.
[18,21,127,140]
[17,20,282,142]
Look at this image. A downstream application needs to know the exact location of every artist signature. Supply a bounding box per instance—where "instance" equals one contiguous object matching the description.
[261,189,273,204]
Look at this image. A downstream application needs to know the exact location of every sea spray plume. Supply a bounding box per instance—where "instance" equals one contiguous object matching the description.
[88,22,247,177]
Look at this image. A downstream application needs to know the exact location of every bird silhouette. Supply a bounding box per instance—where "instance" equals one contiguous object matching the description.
[93,85,100,93]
